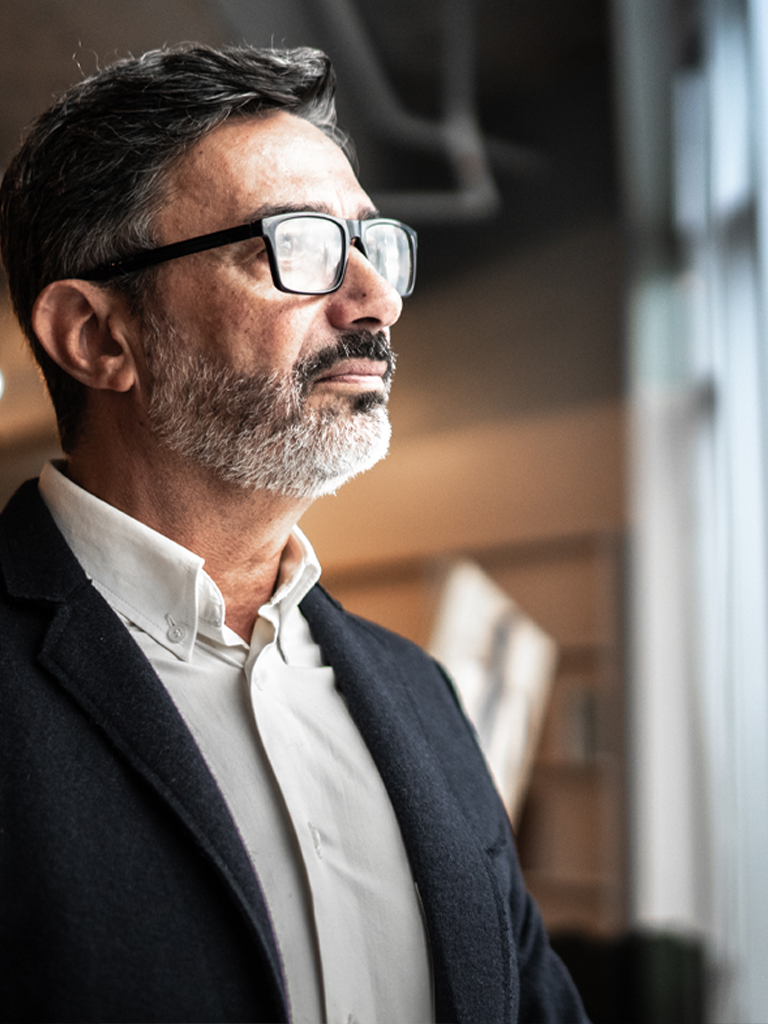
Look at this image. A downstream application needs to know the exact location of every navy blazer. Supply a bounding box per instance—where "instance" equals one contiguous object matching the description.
[0,480,587,1023]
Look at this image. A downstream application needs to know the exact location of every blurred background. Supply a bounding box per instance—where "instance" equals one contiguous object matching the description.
[1,1,767,1021]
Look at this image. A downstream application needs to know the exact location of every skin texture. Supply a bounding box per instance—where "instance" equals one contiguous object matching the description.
[31,112,403,639]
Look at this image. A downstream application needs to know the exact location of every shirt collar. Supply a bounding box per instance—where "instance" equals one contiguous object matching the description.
[38,461,321,661]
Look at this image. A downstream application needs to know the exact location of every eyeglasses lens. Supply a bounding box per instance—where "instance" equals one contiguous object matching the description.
[273,216,413,295]
[363,222,413,296]
[274,216,344,293]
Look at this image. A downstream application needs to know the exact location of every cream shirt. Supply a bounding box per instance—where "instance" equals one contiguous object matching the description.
[38,462,433,1024]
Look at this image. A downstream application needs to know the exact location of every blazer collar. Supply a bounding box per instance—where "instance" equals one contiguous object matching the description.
[0,479,289,1020]
[0,479,85,603]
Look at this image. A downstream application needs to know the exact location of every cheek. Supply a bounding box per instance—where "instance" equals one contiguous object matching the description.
[212,277,329,368]
[223,300,317,370]
[159,266,325,370]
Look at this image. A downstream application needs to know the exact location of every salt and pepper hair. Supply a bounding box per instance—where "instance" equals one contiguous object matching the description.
[0,44,349,452]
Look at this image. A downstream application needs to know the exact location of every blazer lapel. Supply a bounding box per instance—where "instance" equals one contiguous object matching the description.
[301,585,511,1024]
[0,481,288,1018]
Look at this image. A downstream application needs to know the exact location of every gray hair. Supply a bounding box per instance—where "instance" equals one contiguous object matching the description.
[0,43,349,452]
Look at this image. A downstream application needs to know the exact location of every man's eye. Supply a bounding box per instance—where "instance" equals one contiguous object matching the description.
[277,234,299,260]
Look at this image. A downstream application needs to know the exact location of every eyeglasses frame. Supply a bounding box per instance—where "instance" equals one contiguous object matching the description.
[79,211,418,297]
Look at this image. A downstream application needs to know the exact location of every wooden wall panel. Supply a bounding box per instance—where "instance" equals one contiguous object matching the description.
[301,400,625,572]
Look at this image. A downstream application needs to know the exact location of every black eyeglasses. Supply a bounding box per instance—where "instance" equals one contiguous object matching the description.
[80,212,418,297]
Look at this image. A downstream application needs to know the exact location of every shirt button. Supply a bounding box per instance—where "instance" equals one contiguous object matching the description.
[165,614,187,643]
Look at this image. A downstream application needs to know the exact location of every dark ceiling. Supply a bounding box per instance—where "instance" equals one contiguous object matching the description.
[0,0,618,289]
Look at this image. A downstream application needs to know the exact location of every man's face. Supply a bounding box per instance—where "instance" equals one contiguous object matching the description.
[137,112,403,497]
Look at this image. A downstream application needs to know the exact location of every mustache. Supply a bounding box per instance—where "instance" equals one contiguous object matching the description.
[295,330,396,393]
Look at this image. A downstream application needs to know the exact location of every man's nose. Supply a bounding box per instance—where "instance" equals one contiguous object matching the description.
[324,245,403,331]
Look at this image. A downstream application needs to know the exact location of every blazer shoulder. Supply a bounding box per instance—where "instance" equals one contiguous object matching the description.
[302,581,455,667]
[301,583,427,652]
[300,582,470,725]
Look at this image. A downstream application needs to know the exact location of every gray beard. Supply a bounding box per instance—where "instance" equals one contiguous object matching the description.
[142,311,395,499]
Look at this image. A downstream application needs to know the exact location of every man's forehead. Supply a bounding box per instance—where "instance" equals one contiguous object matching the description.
[162,112,369,236]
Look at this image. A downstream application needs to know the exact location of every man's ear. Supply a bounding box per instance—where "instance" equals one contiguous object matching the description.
[31,279,138,393]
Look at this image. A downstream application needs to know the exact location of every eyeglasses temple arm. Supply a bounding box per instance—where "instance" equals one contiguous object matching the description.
[79,220,264,282]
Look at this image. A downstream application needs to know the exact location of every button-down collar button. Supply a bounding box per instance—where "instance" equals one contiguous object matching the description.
[165,614,187,644]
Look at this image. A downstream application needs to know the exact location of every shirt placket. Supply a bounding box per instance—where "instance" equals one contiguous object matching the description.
[247,630,432,1024]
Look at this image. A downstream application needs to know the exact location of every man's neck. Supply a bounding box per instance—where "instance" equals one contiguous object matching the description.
[65,446,314,642]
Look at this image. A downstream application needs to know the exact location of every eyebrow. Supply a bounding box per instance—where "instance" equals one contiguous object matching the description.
[246,201,381,222]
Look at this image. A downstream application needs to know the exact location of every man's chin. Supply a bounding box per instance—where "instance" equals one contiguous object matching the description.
[270,405,392,500]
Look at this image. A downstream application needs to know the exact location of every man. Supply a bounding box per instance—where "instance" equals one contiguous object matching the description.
[0,44,586,1023]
